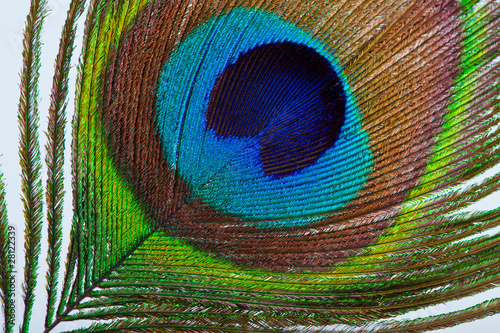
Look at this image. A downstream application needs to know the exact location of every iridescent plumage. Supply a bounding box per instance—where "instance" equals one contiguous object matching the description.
[2,0,500,331]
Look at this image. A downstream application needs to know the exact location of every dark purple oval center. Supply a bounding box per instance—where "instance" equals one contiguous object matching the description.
[205,42,347,178]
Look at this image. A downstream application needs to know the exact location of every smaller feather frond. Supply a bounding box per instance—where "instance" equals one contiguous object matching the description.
[44,0,87,328]
[0,172,14,333]
[18,0,48,332]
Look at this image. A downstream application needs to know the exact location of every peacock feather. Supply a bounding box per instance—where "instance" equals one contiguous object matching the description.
[2,0,500,331]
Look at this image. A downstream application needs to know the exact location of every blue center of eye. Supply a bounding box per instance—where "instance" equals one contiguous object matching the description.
[206,42,346,178]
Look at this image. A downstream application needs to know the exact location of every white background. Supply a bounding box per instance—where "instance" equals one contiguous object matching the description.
[1,0,499,332]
